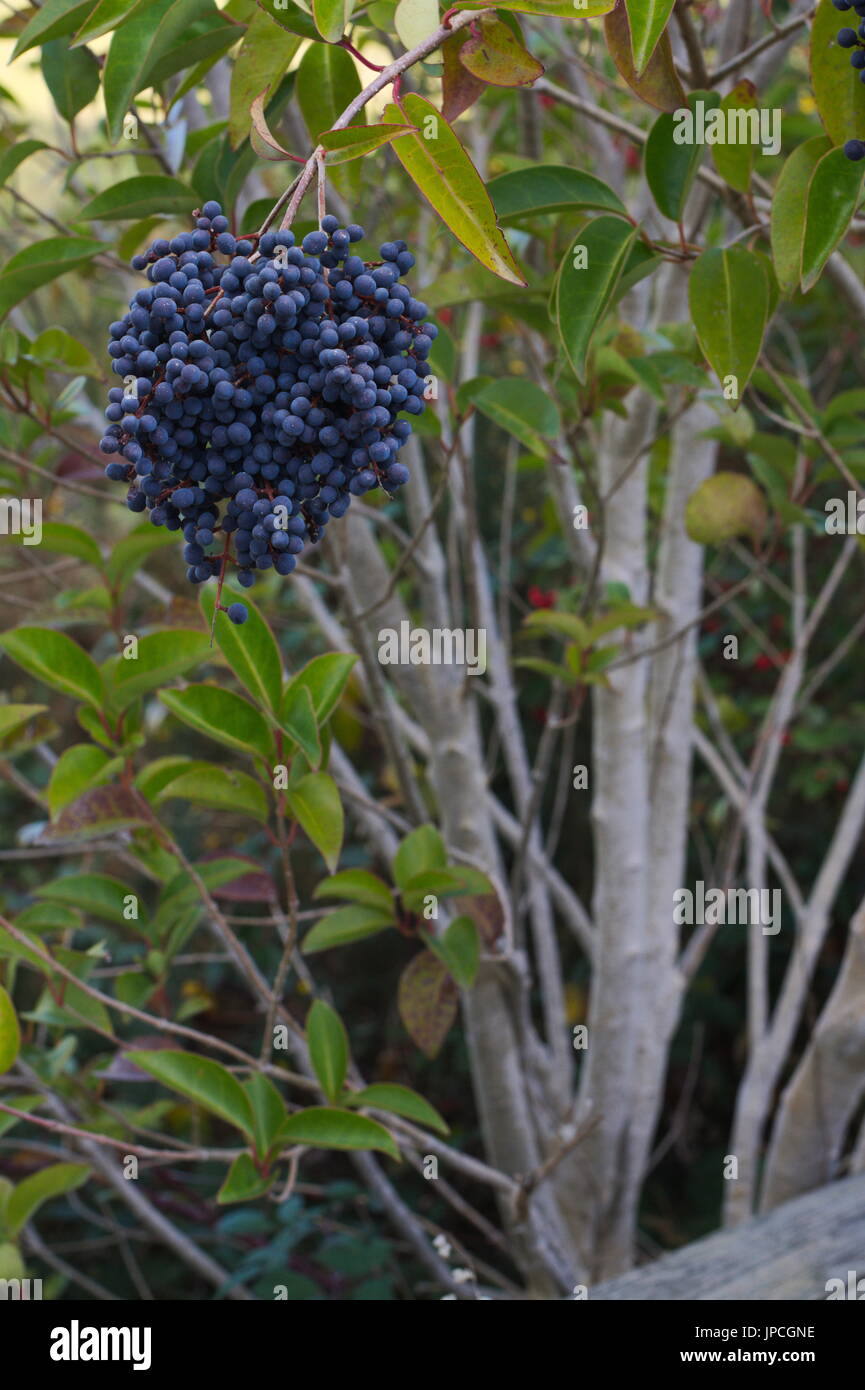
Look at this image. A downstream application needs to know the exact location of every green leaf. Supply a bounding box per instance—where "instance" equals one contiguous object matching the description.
[243,1072,287,1158]
[103,629,211,708]
[313,870,394,914]
[345,1083,449,1135]
[159,685,275,763]
[11,0,94,59]
[282,652,356,727]
[5,1163,91,1238]
[78,176,200,221]
[0,140,50,188]
[281,681,321,768]
[487,164,627,221]
[458,0,613,12]
[127,1050,256,1141]
[201,586,282,713]
[458,16,543,87]
[770,137,832,295]
[41,38,100,123]
[437,914,480,988]
[41,785,146,842]
[0,985,21,1073]
[313,0,352,43]
[34,873,134,925]
[302,904,394,953]
[274,1107,399,1161]
[556,216,638,383]
[0,626,104,709]
[295,40,362,143]
[684,471,768,544]
[688,247,768,406]
[811,0,865,147]
[217,1151,273,1203]
[47,745,114,817]
[711,81,758,193]
[472,377,561,454]
[625,0,675,76]
[394,0,438,49]
[103,0,210,143]
[645,91,720,221]
[398,951,458,1059]
[401,866,492,913]
[228,9,301,147]
[393,825,447,889]
[105,523,179,590]
[155,763,269,822]
[320,122,417,165]
[383,93,525,285]
[285,772,343,871]
[0,704,49,742]
[800,145,865,292]
[307,999,349,1103]
[604,0,686,112]
[71,0,148,46]
[253,0,320,41]
[26,330,102,379]
[0,1095,43,1139]
[0,238,101,319]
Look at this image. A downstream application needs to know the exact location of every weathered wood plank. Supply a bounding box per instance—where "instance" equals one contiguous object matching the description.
[590,1175,865,1300]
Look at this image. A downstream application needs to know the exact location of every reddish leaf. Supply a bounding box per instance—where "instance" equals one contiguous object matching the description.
[442,32,487,121]
[200,853,277,902]
[398,950,459,1059]
[40,785,146,843]
[604,0,686,112]
[250,86,299,162]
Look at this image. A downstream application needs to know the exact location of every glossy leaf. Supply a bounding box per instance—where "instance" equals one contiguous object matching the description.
[7,519,100,565]
[313,0,353,42]
[383,93,525,285]
[644,91,720,222]
[711,81,758,193]
[437,914,480,989]
[392,824,447,890]
[253,0,320,41]
[127,1050,256,1141]
[307,999,349,1103]
[217,1151,273,1203]
[105,524,179,590]
[296,41,362,144]
[155,764,269,822]
[345,1083,449,1134]
[40,38,100,123]
[0,985,21,1074]
[78,176,199,221]
[229,10,301,147]
[71,0,147,46]
[320,123,417,164]
[0,626,104,709]
[625,0,675,75]
[274,1106,400,1160]
[770,136,831,295]
[5,1163,91,1238]
[285,772,343,871]
[243,1072,287,1157]
[47,745,115,818]
[688,247,768,406]
[200,586,282,713]
[35,872,134,924]
[394,0,438,49]
[103,0,210,142]
[811,0,865,147]
[0,140,50,188]
[313,870,394,914]
[11,0,94,59]
[302,904,395,953]
[604,0,686,111]
[104,629,211,707]
[159,685,275,763]
[282,653,356,727]
[801,145,865,292]
[281,681,321,767]
[556,216,638,383]
[0,704,48,743]
[488,164,627,221]
[0,238,101,319]
[472,377,561,454]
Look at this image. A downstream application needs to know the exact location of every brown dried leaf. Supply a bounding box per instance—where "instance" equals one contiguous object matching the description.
[441,32,488,122]
[398,950,458,1059]
[40,785,146,843]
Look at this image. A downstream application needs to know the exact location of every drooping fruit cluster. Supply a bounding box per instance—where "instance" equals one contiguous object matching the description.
[100,201,436,622]
[835,0,865,158]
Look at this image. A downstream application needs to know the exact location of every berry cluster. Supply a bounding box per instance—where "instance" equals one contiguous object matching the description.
[100,201,435,623]
[835,0,865,158]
